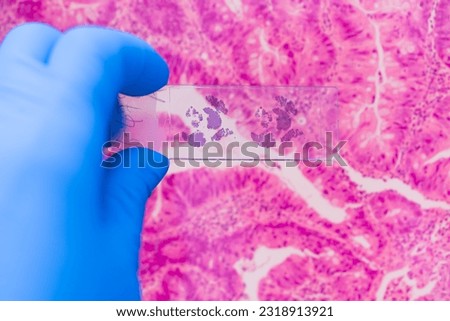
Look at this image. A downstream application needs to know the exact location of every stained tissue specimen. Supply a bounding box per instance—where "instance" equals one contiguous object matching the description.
[206,95,229,114]
[5,0,450,300]
[281,129,303,143]
[255,107,273,128]
[203,107,222,129]
[256,97,296,132]
[186,106,203,128]
[211,128,234,142]
[187,131,206,147]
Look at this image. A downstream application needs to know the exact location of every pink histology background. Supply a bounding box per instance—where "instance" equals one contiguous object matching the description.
[1,0,449,300]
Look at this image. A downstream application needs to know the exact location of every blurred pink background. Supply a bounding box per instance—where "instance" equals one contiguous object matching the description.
[1,0,449,300]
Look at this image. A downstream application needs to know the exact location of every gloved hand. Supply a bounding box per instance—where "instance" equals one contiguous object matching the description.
[0,23,169,300]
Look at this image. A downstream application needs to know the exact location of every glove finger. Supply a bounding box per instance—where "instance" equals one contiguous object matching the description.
[48,26,169,98]
[101,147,169,260]
[0,22,61,63]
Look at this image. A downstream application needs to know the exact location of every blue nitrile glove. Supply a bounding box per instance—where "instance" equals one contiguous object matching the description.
[0,23,169,300]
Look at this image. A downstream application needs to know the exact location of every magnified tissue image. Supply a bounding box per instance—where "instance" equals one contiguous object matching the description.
[2,0,449,300]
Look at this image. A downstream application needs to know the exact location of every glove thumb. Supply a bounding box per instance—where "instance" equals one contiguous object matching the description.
[101,147,169,277]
